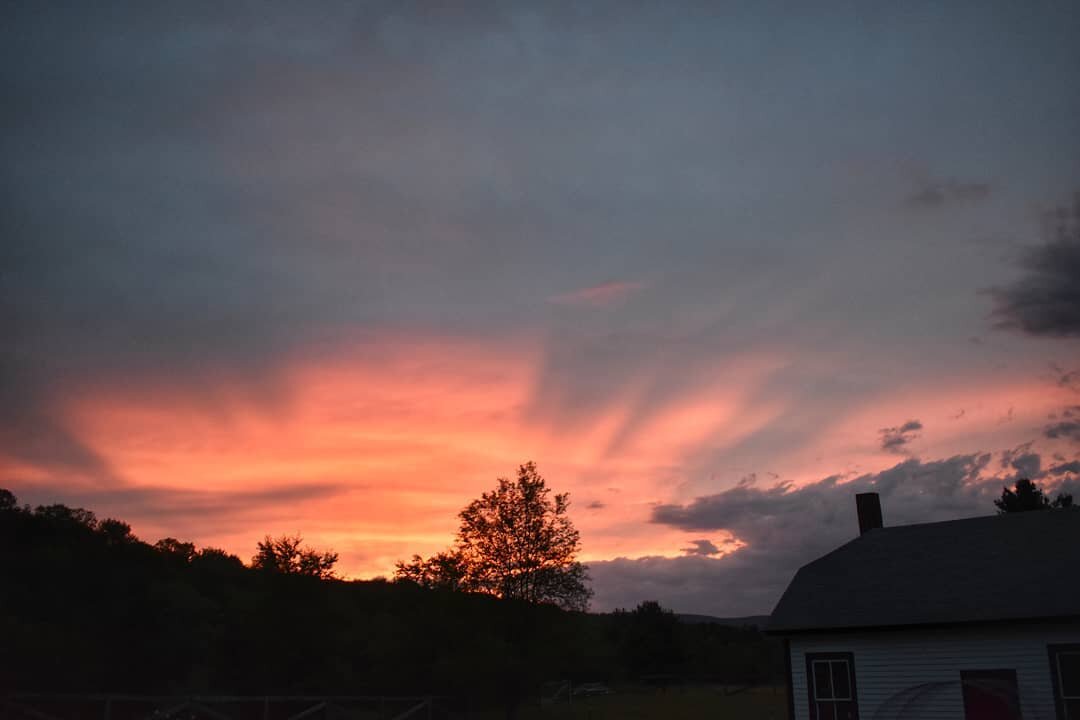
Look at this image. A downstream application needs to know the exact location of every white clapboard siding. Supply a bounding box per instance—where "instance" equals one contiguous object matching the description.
[789,623,1080,720]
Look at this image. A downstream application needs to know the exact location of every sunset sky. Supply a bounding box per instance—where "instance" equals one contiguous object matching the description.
[3,1,1079,616]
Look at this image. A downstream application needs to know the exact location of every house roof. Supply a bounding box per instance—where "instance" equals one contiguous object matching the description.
[768,509,1080,633]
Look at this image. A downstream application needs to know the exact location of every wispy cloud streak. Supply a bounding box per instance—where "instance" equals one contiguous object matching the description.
[548,281,647,308]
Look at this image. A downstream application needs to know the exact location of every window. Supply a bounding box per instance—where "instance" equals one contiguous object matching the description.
[960,669,1021,720]
[1050,644,1080,720]
[806,652,859,720]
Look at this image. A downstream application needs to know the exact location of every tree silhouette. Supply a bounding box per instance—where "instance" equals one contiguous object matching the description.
[0,485,783,698]
[155,537,197,563]
[99,518,135,545]
[252,534,339,578]
[994,478,1073,513]
[191,546,246,574]
[618,601,683,678]
[457,462,591,610]
[396,461,592,611]
[395,550,467,590]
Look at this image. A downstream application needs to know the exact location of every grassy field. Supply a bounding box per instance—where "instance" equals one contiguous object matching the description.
[2,689,790,720]
[514,686,789,720]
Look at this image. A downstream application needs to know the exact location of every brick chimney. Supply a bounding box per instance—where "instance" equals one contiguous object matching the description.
[856,492,884,535]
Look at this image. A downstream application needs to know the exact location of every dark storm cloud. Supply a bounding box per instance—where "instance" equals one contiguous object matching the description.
[906,180,991,209]
[1045,421,1080,442]
[878,419,923,453]
[586,452,1075,615]
[990,195,1080,337]
[680,539,720,557]
[1044,407,1080,442]
[1053,366,1080,392]
[999,443,1043,479]
[1048,460,1080,475]
[651,454,997,534]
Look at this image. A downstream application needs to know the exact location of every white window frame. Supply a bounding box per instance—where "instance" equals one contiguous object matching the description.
[812,659,854,702]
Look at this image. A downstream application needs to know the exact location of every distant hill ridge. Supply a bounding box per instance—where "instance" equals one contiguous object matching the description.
[675,613,771,628]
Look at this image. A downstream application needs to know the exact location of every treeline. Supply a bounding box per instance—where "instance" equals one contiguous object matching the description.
[0,489,782,700]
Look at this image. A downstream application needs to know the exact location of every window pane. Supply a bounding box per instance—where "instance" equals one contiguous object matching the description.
[831,660,851,699]
[814,661,834,700]
[1060,652,1080,697]
[1065,698,1080,720]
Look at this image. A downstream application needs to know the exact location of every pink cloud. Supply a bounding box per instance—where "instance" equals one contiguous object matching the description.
[548,281,647,307]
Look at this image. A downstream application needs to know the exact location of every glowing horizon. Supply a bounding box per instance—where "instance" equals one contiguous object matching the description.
[4,328,1075,589]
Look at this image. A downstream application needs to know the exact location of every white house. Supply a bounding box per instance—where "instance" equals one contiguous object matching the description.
[768,493,1080,720]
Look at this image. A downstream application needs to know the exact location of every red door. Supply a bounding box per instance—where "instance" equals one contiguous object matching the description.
[961,670,1021,720]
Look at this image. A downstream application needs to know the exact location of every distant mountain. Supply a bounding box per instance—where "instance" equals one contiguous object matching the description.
[676,613,771,628]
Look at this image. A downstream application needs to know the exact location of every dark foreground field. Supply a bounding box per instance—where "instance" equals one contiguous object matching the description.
[3,687,789,720]
[522,686,788,720]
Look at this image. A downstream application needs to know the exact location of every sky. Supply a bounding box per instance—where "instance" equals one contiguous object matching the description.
[3,0,1079,616]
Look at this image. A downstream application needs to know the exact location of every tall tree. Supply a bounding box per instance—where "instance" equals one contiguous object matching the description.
[397,462,592,611]
[252,534,339,578]
[994,478,1074,513]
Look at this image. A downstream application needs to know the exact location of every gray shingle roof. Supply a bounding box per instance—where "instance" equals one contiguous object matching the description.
[768,509,1080,633]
